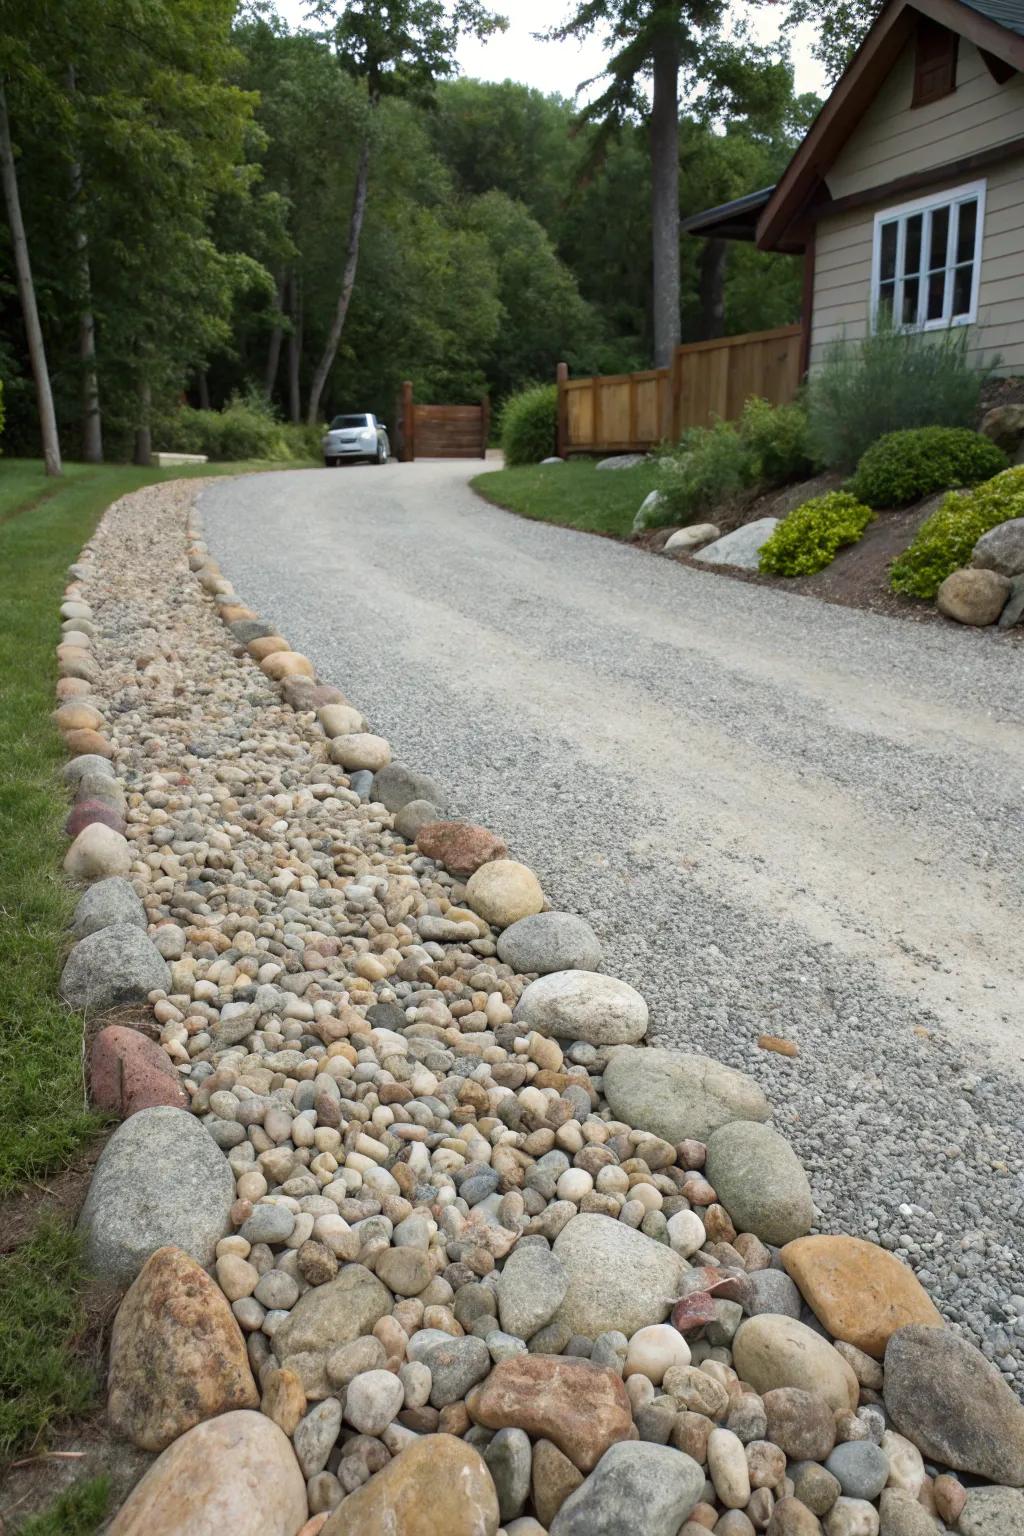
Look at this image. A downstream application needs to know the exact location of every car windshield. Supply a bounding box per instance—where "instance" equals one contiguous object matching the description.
[329,414,371,430]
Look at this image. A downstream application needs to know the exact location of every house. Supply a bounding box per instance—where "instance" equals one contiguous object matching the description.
[682,0,1024,377]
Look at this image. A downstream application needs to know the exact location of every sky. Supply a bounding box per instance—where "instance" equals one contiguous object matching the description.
[271,1,830,103]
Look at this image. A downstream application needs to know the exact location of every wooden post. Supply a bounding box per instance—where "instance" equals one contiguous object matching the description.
[480,393,490,459]
[628,374,638,450]
[555,362,568,459]
[593,378,603,453]
[668,348,681,442]
[400,380,414,462]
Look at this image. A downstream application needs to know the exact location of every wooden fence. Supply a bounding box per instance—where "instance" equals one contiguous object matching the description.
[399,381,489,461]
[556,324,804,455]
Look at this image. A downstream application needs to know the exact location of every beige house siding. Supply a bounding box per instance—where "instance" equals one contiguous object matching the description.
[826,40,1024,199]
[809,115,1024,376]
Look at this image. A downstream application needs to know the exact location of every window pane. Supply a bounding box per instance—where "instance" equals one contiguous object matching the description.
[880,221,898,281]
[956,199,977,264]
[926,269,947,321]
[952,262,973,316]
[929,206,950,270]
[905,213,923,275]
[902,275,920,325]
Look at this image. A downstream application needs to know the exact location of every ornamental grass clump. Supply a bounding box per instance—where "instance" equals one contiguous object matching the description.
[758,491,874,577]
[850,426,1007,508]
[890,466,1024,599]
[500,384,557,466]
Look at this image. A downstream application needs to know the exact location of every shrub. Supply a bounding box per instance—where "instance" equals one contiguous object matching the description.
[500,384,557,466]
[890,466,1024,598]
[739,396,813,486]
[850,426,1008,508]
[656,418,752,524]
[156,391,318,463]
[806,324,994,471]
[759,490,875,577]
[0,378,5,451]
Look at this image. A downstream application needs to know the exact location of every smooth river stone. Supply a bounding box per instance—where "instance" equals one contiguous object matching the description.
[732,1316,860,1413]
[496,911,603,975]
[321,1433,499,1536]
[550,1441,705,1536]
[108,1245,258,1450]
[90,1024,188,1118]
[63,822,132,881]
[552,1214,686,1337]
[469,1354,632,1472]
[60,923,171,1014]
[466,859,545,928]
[603,1048,769,1142]
[884,1325,1024,1486]
[514,972,648,1046]
[781,1236,944,1359]
[416,821,507,877]
[260,649,315,680]
[271,1264,392,1359]
[107,1410,307,1536]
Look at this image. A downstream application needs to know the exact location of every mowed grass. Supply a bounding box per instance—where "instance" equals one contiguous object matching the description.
[0,456,309,1477]
[472,457,661,539]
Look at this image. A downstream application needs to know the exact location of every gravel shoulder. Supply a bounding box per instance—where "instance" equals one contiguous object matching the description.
[203,460,1024,1379]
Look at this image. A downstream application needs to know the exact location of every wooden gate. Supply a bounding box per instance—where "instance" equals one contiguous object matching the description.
[399,381,489,461]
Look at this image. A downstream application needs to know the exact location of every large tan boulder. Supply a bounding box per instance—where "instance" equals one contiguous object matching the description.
[328,733,392,772]
[108,1245,258,1450]
[781,1235,943,1359]
[107,1410,307,1535]
[64,823,132,881]
[936,567,1010,625]
[732,1315,859,1412]
[322,1434,499,1535]
[466,858,544,927]
[261,649,315,681]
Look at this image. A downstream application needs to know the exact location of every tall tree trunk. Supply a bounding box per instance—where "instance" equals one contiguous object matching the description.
[697,238,728,341]
[288,270,303,424]
[67,66,102,463]
[133,376,152,466]
[197,371,210,410]
[264,269,287,400]
[0,82,62,475]
[650,21,681,370]
[306,135,371,425]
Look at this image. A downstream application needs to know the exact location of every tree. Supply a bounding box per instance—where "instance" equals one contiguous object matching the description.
[303,0,505,425]
[550,1,728,369]
[785,0,880,80]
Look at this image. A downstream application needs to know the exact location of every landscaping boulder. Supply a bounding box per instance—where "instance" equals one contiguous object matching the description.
[550,1442,705,1536]
[70,876,147,939]
[971,516,1024,578]
[597,453,647,470]
[63,822,132,881]
[693,518,779,570]
[90,1024,189,1117]
[705,1121,814,1245]
[107,1410,307,1536]
[603,1047,768,1142]
[552,1213,687,1338]
[371,760,445,813]
[321,1434,499,1536]
[497,911,602,975]
[466,858,544,927]
[665,523,720,553]
[732,1316,859,1412]
[980,403,1024,456]
[999,575,1024,630]
[936,567,1010,626]
[781,1235,943,1359]
[416,820,506,876]
[78,1106,235,1284]
[60,923,170,1013]
[514,970,648,1045]
[633,489,665,533]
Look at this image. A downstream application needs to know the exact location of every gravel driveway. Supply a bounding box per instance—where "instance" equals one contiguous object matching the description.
[202,459,1024,1380]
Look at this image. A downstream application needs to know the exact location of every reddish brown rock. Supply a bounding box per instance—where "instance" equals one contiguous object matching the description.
[671,1292,719,1333]
[65,800,127,839]
[416,821,508,877]
[781,1236,944,1360]
[467,1354,632,1471]
[90,1025,188,1117]
[63,727,113,758]
[108,1246,259,1451]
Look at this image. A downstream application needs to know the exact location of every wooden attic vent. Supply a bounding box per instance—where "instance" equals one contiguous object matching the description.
[912,17,959,106]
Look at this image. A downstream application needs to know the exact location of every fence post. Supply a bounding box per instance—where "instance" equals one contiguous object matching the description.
[555,361,568,458]
[400,380,414,462]
[667,351,680,443]
[481,393,490,459]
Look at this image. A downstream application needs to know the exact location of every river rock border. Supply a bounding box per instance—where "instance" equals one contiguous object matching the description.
[49,481,1024,1536]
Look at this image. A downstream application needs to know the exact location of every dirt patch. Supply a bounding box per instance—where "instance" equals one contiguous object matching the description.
[1,1419,152,1535]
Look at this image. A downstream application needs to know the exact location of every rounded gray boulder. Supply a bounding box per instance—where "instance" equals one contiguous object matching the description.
[513,971,647,1046]
[551,1441,704,1536]
[370,761,445,814]
[78,1106,235,1284]
[497,912,603,976]
[552,1213,687,1338]
[70,877,147,940]
[60,923,170,1013]
[705,1121,814,1245]
[603,1047,769,1144]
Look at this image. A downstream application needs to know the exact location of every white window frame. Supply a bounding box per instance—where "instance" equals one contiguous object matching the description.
[870,178,986,332]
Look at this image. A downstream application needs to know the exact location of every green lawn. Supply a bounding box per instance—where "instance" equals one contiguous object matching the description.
[472,457,661,539]
[0,456,308,1480]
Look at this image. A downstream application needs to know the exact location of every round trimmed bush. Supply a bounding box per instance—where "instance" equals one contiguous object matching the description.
[500,384,558,467]
[890,465,1024,599]
[758,490,875,577]
[850,426,1007,509]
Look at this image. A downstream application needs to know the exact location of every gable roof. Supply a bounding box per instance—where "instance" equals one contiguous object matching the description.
[756,0,1024,252]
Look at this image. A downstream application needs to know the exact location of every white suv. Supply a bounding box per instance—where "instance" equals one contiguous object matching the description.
[322,413,391,467]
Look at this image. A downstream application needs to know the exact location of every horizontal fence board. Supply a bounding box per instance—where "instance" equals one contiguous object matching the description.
[401,386,489,460]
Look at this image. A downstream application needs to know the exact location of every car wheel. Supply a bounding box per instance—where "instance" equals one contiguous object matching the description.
[324,456,337,468]
[375,442,388,465]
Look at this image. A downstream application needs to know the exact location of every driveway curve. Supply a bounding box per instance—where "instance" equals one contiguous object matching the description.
[202,459,1024,1381]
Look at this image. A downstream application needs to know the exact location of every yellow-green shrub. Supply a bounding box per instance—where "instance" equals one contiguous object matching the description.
[890,466,1024,598]
[759,491,874,577]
